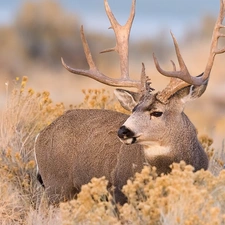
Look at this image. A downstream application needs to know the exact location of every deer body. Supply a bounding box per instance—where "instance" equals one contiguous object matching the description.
[35,89,208,204]
[35,109,145,204]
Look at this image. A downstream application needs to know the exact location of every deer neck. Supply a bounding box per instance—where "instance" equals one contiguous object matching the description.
[165,112,202,157]
[142,144,174,175]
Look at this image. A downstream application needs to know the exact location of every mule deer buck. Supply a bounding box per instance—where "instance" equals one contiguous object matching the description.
[35,0,225,204]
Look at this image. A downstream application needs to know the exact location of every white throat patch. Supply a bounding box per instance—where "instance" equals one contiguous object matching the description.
[143,144,171,158]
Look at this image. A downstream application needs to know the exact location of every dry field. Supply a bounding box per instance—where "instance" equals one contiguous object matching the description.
[1,1,225,224]
[0,49,225,223]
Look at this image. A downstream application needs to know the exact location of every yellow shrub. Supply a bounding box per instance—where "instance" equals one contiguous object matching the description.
[1,77,225,225]
[60,163,225,225]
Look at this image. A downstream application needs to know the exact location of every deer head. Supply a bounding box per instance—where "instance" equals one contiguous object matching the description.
[116,0,225,150]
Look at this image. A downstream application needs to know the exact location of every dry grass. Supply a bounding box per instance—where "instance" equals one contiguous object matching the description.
[0,77,65,224]
[60,163,225,225]
[0,77,225,224]
[1,1,225,223]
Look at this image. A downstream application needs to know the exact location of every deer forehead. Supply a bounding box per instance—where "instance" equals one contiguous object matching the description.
[133,94,159,111]
[133,94,174,114]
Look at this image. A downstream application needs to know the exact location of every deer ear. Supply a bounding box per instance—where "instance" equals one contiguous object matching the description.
[114,89,141,111]
[177,81,208,104]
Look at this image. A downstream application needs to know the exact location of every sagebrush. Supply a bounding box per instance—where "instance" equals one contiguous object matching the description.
[0,77,224,224]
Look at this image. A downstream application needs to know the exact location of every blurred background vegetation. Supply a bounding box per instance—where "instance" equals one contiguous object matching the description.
[0,0,218,79]
[0,1,219,76]
[0,0,225,150]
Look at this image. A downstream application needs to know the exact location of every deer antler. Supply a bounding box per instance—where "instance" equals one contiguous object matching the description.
[153,0,225,103]
[140,63,155,95]
[61,0,146,91]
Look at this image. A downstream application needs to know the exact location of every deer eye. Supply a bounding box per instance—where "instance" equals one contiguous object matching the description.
[150,111,163,117]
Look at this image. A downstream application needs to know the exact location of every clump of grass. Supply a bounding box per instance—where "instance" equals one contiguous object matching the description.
[1,77,225,224]
[0,76,65,223]
[77,89,113,109]
[60,162,225,225]
[1,76,65,157]
[0,77,65,198]
[73,88,129,114]
[199,134,225,175]
[0,171,26,224]
[199,134,214,159]
[121,162,225,225]
[60,177,119,225]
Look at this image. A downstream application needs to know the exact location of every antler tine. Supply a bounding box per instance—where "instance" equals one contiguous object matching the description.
[156,60,191,103]
[154,0,225,86]
[153,32,205,86]
[154,0,225,103]
[202,0,225,81]
[61,0,142,89]
[62,26,96,72]
[101,0,136,80]
[140,63,154,95]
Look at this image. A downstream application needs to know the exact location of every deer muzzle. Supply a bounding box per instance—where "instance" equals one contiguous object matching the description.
[117,125,136,144]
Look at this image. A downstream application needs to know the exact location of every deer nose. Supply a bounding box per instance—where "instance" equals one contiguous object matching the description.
[118,125,135,139]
